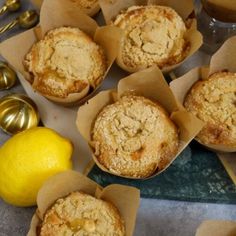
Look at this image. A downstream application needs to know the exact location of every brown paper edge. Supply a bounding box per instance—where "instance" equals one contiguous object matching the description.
[195,220,236,236]
[209,35,236,75]
[30,0,42,9]
[76,66,204,179]
[218,153,236,185]
[27,170,140,236]
[30,0,101,17]
[0,0,121,106]
[99,0,202,73]
[170,36,236,153]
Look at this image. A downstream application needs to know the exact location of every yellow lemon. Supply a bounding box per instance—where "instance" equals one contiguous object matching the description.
[0,127,73,207]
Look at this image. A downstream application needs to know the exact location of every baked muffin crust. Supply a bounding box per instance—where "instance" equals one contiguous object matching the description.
[184,72,236,147]
[69,0,100,16]
[113,5,189,71]
[92,95,179,178]
[70,0,98,10]
[24,27,107,98]
[40,191,125,236]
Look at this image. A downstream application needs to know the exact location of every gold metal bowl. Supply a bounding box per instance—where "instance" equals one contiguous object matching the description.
[0,94,39,135]
[0,62,17,90]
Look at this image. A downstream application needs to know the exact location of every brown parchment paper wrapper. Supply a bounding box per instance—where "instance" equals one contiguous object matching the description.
[76,66,204,179]
[31,0,101,17]
[170,36,236,153]
[218,153,236,185]
[0,0,122,106]
[30,0,42,9]
[99,0,203,73]
[195,220,236,236]
[27,170,140,236]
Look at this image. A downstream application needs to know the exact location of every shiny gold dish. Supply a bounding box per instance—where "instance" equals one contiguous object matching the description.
[0,10,39,34]
[0,62,17,90]
[0,0,21,16]
[0,94,39,134]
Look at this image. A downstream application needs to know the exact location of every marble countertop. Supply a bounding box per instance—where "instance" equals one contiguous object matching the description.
[0,1,236,236]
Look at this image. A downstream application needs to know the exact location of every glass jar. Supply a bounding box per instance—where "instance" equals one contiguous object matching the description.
[197,0,236,53]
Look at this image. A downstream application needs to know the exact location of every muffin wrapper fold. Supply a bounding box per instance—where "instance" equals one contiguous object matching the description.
[27,170,140,236]
[195,220,236,236]
[31,0,101,17]
[99,0,203,73]
[30,0,42,9]
[76,66,204,179]
[0,0,122,106]
[170,36,236,153]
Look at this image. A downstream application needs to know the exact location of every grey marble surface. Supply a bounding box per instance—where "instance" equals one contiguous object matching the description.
[0,0,236,236]
[1,197,236,236]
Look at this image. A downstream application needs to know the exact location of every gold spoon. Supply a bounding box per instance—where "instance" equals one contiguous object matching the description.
[0,94,39,135]
[0,0,21,15]
[0,61,17,90]
[0,10,39,34]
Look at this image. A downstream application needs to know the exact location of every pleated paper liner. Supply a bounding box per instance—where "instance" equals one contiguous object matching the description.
[170,36,236,153]
[219,153,236,185]
[170,37,236,191]
[0,0,122,106]
[31,0,101,17]
[99,0,203,73]
[27,171,140,236]
[196,220,236,236]
[76,66,204,179]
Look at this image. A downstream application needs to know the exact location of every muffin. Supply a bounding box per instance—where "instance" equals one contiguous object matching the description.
[70,0,100,16]
[112,5,189,72]
[24,27,107,100]
[91,95,179,178]
[184,72,236,147]
[40,191,125,236]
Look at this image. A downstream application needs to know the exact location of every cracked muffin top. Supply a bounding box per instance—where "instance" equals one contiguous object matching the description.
[69,0,100,16]
[184,72,236,147]
[40,191,125,236]
[113,5,189,72]
[71,0,97,9]
[91,95,179,178]
[24,27,107,99]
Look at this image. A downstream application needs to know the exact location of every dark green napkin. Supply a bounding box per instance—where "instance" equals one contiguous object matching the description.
[88,142,236,204]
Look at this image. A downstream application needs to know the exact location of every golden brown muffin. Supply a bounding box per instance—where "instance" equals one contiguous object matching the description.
[91,95,179,178]
[113,5,189,72]
[184,72,236,147]
[70,0,97,9]
[70,0,100,16]
[24,27,107,99]
[40,191,125,236]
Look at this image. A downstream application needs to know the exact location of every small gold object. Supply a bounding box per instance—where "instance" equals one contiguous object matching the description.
[0,10,39,34]
[0,61,17,90]
[0,0,21,15]
[0,94,39,135]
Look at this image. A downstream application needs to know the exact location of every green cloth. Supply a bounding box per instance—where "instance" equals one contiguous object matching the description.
[88,142,236,204]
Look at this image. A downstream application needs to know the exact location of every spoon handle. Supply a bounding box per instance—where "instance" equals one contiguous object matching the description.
[0,5,7,15]
[0,20,18,34]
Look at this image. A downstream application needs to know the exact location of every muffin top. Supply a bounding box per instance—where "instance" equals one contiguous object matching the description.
[184,72,236,147]
[69,0,99,15]
[24,27,107,98]
[113,5,189,71]
[91,95,179,178]
[70,0,98,9]
[40,191,125,236]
